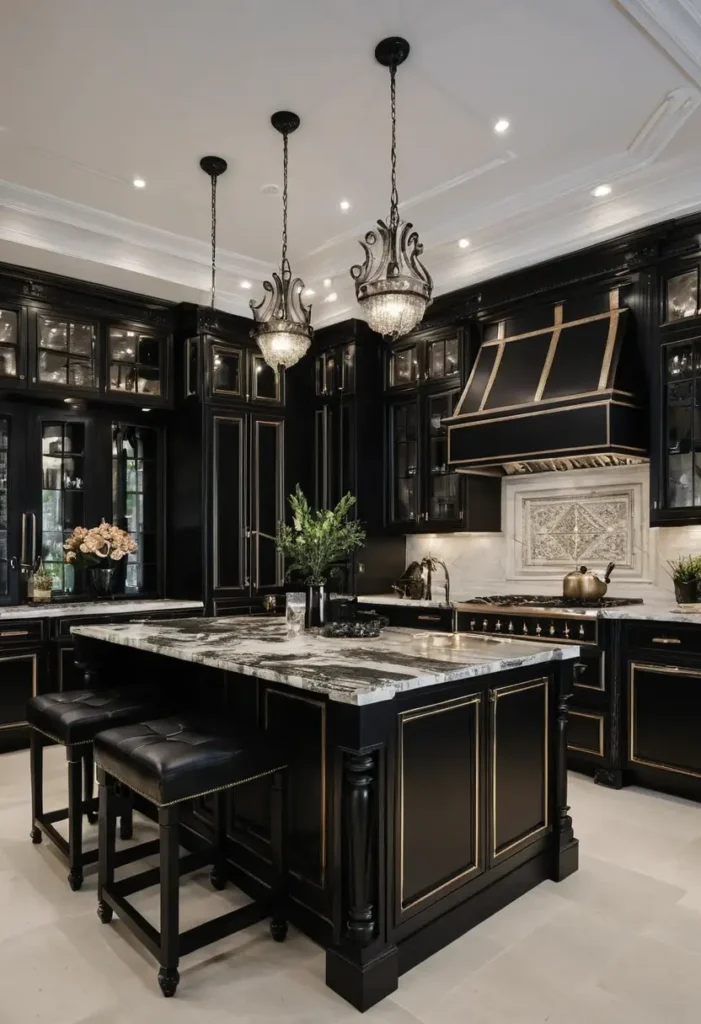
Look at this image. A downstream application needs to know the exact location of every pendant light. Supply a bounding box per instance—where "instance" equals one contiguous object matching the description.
[251,111,312,371]
[350,37,432,340]
[200,155,228,308]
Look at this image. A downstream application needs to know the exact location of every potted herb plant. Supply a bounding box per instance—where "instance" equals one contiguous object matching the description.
[667,555,701,605]
[28,563,54,603]
[276,486,366,627]
[64,520,137,598]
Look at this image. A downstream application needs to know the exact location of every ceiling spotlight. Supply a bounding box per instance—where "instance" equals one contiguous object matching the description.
[493,119,510,134]
[303,287,315,297]
[340,199,351,211]
[141,407,151,413]
[592,184,612,198]
[132,177,146,188]
[458,238,470,249]
[323,278,332,288]
[63,398,72,404]
[240,280,252,289]
[325,292,338,303]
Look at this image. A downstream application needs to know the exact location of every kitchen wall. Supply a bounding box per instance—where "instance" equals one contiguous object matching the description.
[406,464,701,602]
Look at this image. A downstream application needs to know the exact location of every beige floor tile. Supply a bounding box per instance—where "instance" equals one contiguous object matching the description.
[597,934,701,1023]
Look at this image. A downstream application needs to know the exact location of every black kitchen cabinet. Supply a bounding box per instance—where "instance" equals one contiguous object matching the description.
[0,402,164,603]
[386,325,461,391]
[0,638,45,754]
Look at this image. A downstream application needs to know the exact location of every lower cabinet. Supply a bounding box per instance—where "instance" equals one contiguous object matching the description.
[0,645,44,753]
[627,660,701,782]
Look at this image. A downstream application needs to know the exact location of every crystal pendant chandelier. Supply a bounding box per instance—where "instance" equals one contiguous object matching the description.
[251,111,312,371]
[200,155,228,308]
[350,37,432,340]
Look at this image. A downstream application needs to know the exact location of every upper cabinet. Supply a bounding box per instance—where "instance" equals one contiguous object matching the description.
[0,307,26,387]
[315,341,356,396]
[107,327,166,402]
[386,326,461,391]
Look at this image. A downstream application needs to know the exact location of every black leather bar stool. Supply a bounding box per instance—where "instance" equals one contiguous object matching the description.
[93,715,289,998]
[27,688,166,890]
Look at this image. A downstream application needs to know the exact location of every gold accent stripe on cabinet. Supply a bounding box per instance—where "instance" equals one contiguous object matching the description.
[479,309,616,347]
[479,341,505,412]
[598,308,621,390]
[446,388,635,422]
[534,303,564,403]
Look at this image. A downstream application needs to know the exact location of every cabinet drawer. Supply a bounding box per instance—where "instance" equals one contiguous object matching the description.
[357,603,454,632]
[567,709,605,758]
[625,621,701,656]
[0,649,39,728]
[0,620,44,645]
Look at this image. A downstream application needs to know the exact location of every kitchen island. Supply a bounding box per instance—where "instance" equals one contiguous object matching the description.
[72,617,581,1012]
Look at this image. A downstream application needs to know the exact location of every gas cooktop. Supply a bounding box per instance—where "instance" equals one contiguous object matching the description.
[462,594,643,610]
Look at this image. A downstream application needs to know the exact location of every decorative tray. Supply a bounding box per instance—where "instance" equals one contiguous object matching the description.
[321,619,385,639]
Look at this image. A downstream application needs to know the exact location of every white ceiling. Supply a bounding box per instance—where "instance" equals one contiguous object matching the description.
[2,0,701,324]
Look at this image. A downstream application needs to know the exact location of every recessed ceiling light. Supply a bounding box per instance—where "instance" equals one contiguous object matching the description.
[591,184,612,198]
[63,398,72,404]
[141,407,151,413]
[325,292,338,303]
[303,287,315,297]
[261,183,280,196]
[240,280,252,289]
[323,278,332,288]
[458,238,470,249]
[132,177,146,189]
[340,199,351,211]
[493,119,510,134]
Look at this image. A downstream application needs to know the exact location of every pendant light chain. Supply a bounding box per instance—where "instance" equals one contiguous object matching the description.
[281,129,289,273]
[210,171,217,307]
[389,61,399,232]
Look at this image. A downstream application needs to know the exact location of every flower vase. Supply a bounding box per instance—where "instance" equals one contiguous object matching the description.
[88,566,117,598]
[305,584,327,628]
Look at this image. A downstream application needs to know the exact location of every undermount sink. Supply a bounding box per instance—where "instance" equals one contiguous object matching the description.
[413,632,505,648]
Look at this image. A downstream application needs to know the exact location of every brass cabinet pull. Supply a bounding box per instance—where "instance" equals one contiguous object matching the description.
[417,614,442,622]
[0,629,29,637]
[652,636,681,644]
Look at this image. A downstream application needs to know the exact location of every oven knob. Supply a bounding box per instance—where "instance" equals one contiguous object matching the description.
[470,619,476,630]
[522,623,529,635]
[482,619,489,631]
[564,624,570,638]
[549,624,556,636]
[535,623,542,636]
[579,624,585,637]
[495,620,502,631]
[508,621,514,632]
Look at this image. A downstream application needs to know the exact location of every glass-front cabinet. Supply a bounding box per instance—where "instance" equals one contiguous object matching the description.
[37,316,97,390]
[108,327,164,399]
[0,308,23,384]
[662,338,701,511]
[387,327,461,390]
[41,421,85,593]
[315,342,355,396]
[112,424,159,594]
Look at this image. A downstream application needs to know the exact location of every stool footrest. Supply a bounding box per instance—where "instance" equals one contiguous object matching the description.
[114,850,206,899]
[180,900,269,957]
[102,889,161,960]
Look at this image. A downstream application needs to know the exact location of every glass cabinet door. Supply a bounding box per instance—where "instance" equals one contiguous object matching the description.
[252,417,284,590]
[0,417,8,598]
[252,353,282,402]
[41,421,85,592]
[426,390,461,524]
[212,415,245,591]
[211,343,243,397]
[389,344,419,388]
[427,335,460,382]
[666,271,699,323]
[664,340,701,508]
[341,343,356,393]
[112,424,158,593]
[390,400,419,523]
[108,327,163,398]
[315,350,337,396]
[38,316,96,389]
[0,310,20,381]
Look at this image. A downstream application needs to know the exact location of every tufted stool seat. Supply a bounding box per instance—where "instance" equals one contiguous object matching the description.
[27,687,167,891]
[94,715,289,998]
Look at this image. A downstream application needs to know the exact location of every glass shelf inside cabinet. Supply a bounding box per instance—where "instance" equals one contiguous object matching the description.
[109,328,162,397]
[665,340,701,508]
[41,422,85,593]
[0,309,19,379]
[38,316,96,388]
[112,424,158,594]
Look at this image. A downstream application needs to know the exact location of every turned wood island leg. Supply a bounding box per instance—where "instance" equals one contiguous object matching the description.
[552,662,580,882]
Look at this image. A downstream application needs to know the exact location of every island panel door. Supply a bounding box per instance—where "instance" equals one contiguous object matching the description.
[489,677,550,864]
[396,692,483,921]
[628,661,701,778]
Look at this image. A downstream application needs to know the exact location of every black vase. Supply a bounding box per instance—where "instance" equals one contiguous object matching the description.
[88,566,117,598]
[674,579,698,604]
[305,584,327,628]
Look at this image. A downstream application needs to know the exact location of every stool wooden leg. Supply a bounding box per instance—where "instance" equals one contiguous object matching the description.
[119,787,133,841]
[158,805,180,997]
[67,746,84,891]
[29,730,43,844]
[210,791,228,891]
[269,769,289,943]
[97,768,115,924]
[84,748,98,825]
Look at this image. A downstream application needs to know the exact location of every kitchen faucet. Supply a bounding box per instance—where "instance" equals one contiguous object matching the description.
[421,556,451,606]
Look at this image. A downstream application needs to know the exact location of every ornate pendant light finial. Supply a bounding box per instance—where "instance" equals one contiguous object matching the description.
[250,111,313,372]
[200,155,228,309]
[350,37,432,340]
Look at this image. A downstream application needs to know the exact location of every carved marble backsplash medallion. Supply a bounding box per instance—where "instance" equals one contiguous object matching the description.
[523,493,633,569]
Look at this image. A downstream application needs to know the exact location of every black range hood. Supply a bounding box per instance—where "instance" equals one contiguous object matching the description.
[446,291,647,474]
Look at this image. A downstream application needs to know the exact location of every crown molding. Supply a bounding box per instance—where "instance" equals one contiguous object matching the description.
[617,0,701,86]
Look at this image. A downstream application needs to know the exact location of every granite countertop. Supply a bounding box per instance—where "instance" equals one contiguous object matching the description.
[0,599,203,621]
[71,615,580,706]
[357,594,452,609]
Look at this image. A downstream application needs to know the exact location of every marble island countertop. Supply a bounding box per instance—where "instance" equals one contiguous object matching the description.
[0,598,203,621]
[71,615,581,706]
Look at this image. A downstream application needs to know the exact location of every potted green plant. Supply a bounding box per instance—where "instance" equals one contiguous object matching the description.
[276,486,366,627]
[667,555,701,604]
[28,563,54,603]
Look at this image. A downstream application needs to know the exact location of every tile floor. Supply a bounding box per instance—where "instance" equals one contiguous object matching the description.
[2,745,701,1023]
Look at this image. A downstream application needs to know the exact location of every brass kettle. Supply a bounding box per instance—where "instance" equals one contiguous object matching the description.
[562,562,615,602]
